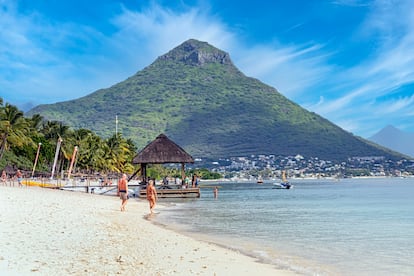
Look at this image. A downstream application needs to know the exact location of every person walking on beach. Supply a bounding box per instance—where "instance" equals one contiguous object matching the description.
[118,173,129,211]
[146,179,158,214]
[16,169,22,187]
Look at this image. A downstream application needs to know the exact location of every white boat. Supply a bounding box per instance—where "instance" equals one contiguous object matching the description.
[61,180,138,197]
[273,171,292,189]
[62,185,138,196]
[273,182,292,189]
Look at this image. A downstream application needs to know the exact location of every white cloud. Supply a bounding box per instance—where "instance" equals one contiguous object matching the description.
[299,0,414,136]
[110,4,235,66]
[109,4,335,103]
[2,0,414,137]
[231,42,334,99]
[0,1,115,104]
[375,94,414,114]
[0,3,238,107]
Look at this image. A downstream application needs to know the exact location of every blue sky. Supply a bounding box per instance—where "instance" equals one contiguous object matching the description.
[1,0,414,138]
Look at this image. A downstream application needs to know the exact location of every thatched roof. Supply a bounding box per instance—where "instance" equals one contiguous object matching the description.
[132,134,194,164]
[2,165,17,174]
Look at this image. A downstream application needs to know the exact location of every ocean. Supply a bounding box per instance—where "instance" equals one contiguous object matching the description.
[153,177,414,275]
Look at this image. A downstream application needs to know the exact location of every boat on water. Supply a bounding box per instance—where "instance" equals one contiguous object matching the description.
[273,182,292,189]
[273,171,292,189]
[257,176,264,184]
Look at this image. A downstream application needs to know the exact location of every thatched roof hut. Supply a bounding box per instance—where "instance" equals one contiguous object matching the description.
[132,134,194,184]
[2,164,17,175]
[132,134,194,164]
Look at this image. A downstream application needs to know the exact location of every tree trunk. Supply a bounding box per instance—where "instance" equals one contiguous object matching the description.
[0,132,9,161]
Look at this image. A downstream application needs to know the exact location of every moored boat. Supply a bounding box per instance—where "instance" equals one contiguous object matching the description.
[272,182,292,189]
[273,170,292,189]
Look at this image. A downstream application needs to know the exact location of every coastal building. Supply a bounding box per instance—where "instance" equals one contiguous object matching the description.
[132,134,199,198]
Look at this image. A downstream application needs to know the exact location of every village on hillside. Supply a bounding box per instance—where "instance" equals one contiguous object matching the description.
[193,154,414,180]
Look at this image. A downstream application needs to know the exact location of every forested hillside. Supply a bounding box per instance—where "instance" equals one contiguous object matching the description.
[28,39,403,161]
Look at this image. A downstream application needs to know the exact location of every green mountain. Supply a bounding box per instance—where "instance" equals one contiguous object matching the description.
[27,39,403,161]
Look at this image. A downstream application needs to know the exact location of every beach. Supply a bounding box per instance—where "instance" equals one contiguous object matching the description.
[0,185,295,275]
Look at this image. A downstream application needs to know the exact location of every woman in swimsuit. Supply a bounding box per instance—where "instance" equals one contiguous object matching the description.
[146,179,158,214]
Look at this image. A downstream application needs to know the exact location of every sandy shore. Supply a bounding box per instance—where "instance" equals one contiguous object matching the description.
[0,185,296,275]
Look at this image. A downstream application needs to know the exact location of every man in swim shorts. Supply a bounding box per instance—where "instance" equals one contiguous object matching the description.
[118,173,128,211]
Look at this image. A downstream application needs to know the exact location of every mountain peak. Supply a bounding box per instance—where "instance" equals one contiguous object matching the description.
[372,125,402,138]
[369,125,414,158]
[157,39,233,66]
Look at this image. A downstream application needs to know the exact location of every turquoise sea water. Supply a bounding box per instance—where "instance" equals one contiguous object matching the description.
[154,178,414,275]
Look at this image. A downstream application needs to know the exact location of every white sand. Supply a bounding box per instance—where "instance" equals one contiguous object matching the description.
[0,185,297,275]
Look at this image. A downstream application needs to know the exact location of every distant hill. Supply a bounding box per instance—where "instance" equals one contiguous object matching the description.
[369,125,414,158]
[27,39,404,161]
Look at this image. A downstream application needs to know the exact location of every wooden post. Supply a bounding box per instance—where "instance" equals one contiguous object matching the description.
[127,167,141,182]
[51,138,62,179]
[67,146,78,180]
[141,163,147,184]
[181,163,185,183]
[31,143,42,178]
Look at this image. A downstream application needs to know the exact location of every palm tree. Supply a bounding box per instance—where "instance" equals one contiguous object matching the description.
[28,114,44,132]
[75,132,104,173]
[41,120,70,141]
[39,120,74,176]
[102,134,134,173]
[0,103,34,161]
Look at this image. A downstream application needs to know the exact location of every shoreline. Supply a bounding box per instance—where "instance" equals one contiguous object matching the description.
[151,218,332,275]
[0,185,296,275]
[150,200,338,276]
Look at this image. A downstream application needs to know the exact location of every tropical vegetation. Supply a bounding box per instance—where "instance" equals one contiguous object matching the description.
[1,98,223,180]
[0,98,137,177]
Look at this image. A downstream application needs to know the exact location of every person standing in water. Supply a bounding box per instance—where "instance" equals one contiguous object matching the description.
[146,179,158,214]
[213,186,218,198]
[118,174,129,211]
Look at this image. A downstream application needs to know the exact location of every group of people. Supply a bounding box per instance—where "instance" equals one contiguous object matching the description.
[1,169,23,187]
[161,174,200,189]
[117,174,220,213]
[117,174,158,214]
[117,174,212,213]
[179,174,200,189]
